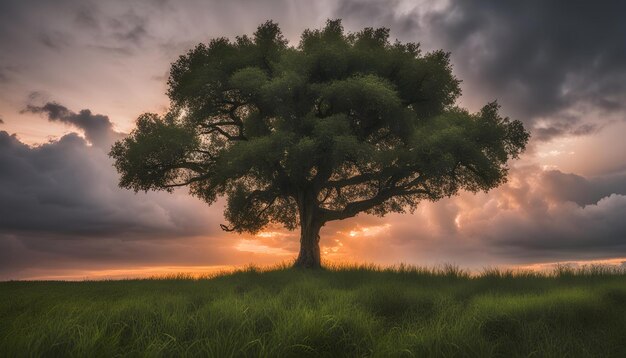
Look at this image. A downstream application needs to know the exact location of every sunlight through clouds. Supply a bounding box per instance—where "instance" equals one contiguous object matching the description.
[1,0,625,278]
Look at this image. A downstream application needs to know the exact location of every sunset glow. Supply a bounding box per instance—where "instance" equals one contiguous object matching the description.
[1,0,625,280]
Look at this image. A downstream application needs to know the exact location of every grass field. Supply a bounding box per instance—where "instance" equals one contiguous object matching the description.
[1,264,626,357]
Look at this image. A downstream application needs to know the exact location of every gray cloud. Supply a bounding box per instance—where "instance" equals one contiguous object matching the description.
[0,65,17,84]
[0,103,227,278]
[38,31,72,50]
[335,0,422,38]
[0,130,214,237]
[436,166,626,263]
[108,11,149,45]
[74,5,100,30]
[533,116,603,142]
[1,121,625,277]
[24,102,124,149]
[541,170,626,206]
[328,165,626,267]
[1,1,626,278]
[2,0,623,142]
[333,0,626,141]
[487,193,626,261]
[425,1,626,135]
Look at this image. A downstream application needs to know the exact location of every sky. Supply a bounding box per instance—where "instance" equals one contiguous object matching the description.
[1,0,626,280]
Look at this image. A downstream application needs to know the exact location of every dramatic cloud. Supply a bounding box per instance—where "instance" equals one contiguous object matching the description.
[425,1,626,137]
[1,1,625,278]
[533,120,600,142]
[334,0,626,141]
[2,113,625,278]
[24,102,124,148]
[0,103,231,279]
[0,0,336,143]
[3,0,624,143]
[541,170,626,206]
[0,131,207,237]
[333,0,425,39]
[459,167,626,262]
[314,166,626,267]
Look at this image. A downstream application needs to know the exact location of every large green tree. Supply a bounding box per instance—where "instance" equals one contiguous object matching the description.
[110,20,529,268]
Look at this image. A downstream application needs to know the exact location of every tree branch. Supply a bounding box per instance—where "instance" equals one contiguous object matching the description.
[201,126,246,141]
[323,172,380,189]
[220,190,279,232]
[163,173,211,188]
[322,184,430,221]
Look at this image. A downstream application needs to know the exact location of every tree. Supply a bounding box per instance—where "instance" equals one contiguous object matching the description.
[110,20,529,268]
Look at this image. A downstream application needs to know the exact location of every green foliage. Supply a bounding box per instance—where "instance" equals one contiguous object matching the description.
[110,19,529,236]
[110,111,201,193]
[2,266,626,357]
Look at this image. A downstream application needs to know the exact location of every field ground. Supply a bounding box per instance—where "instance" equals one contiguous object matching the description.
[1,264,626,357]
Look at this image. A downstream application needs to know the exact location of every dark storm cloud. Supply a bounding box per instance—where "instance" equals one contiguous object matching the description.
[425,1,626,133]
[24,102,124,148]
[488,194,626,261]
[0,102,226,278]
[0,130,214,237]
[1,0,625,277]
[532,116,602,142]
[0,128,224,277]
[315,165,626,267]
[533,118,602,141]
[452,166,626,262]
[358,164,626,265]
[541,170,626,206]
[3,0,622,140]
[334,1,626,140]
[334,0,422,38]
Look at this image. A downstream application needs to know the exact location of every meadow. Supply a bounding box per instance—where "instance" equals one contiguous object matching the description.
[1,264,626,357]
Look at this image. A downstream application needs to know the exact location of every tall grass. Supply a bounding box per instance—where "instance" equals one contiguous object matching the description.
[1,264,625,357]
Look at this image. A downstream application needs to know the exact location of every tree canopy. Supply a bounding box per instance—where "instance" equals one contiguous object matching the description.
[110,20,529,268]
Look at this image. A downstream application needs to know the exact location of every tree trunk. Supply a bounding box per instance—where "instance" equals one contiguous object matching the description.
[294,191,323,269]
[294,219,322,268]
